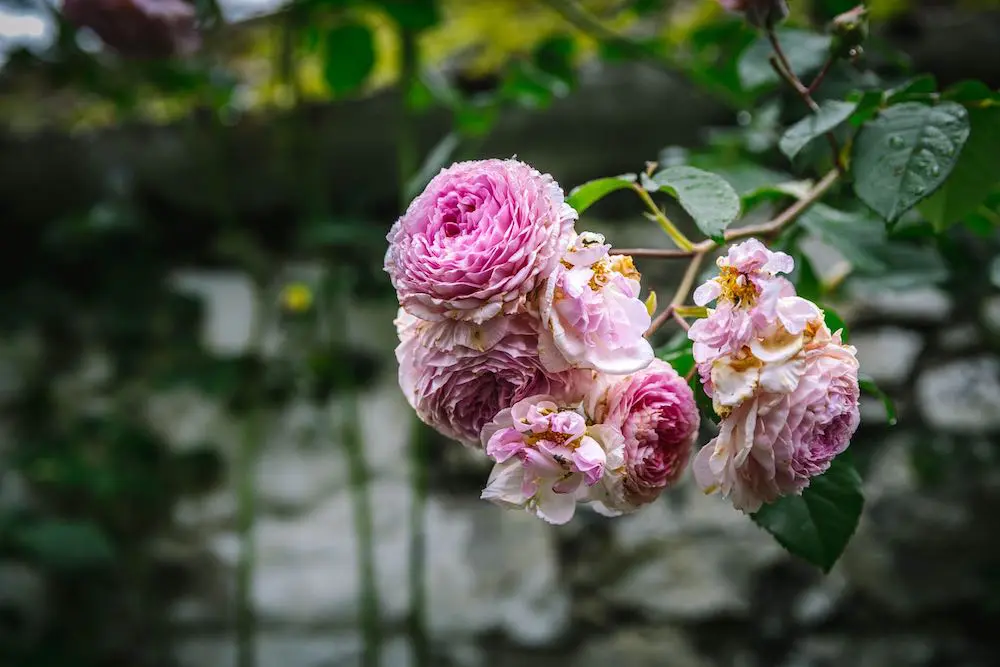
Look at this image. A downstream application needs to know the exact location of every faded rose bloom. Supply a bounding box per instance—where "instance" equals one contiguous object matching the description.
[538,232,654,375]
[394,309,591,447]
[385,159,576,324]
[63,0,200,58]
[717,0,789,28]
[584,359,700,513]
[689,239,820,407]
[692,324,861,513]
[480,395,623,525]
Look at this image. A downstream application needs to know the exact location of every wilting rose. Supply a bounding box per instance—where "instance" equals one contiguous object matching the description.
[480,395,623,525]
[585,359,700,513]
[537,232,654,375]
[394,309,591,447]
[63,0,200,58]
[385,159,576,324]
[693,324,861,513]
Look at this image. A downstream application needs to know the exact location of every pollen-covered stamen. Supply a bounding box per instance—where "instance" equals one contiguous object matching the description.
[525,429,578,448]
[717,265,759,307]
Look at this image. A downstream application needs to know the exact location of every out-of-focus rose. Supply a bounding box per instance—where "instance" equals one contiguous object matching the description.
[385,159,577,324]
[480,395,623,525]
[537,232,654,375]
[717,0,789,28]
[585,359,700,513]
[394,309,591,447]
[63,0,200,58]
[692,324,861,513]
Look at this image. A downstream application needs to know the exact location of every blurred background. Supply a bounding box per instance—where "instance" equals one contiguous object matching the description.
[1,1,1000,666]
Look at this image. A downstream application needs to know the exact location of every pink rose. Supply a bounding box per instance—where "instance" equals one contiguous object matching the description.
[692,325,861,513]
[385,159,577,324]
[538,232,654,375]
[394,310,591,447]
[585,359,700,513]
[480,395,623,525]
[63,0,200,58]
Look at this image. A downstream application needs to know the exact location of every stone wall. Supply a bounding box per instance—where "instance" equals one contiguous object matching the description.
[77,261,996,667]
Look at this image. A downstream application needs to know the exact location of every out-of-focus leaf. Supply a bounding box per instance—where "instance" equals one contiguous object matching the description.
[656,333,694,377]
[852,102,970,223]
[886,74,937,104]
[779,100,858,159]
[455,100,499,138]
[859,374,897,426]
[942,80,999,105]
[847,89,885,127]
[533,34,576,88]
[792,251,822,302]
[323,22,376,96]
[643,166,741,242]
[799,204,948,288]
[738,30,832,90]
[752,453,864,572]
[500,60,569,109]
[919,107,1000,231]
[377,0,440,30]
[823,307,849,343]
[566,175,637,214]
[13,519,115,571]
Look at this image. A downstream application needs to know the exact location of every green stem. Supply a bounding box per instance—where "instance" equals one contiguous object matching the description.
[634,185,695,251]
[398,26,431,667]
[342,392,382,667]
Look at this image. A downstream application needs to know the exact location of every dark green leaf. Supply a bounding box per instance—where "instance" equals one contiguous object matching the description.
[323,23,376,95]
[847,89,885,127]
[779,100,858,159]
[455,100,499,137]
[533,35,576,87]
[942,80,999,104]
[645,166,741,241]
[799,204,948,288]
[656,333,694,376]
[14,520,115,571]
[859,374,897,426]
[886,74,937,104]
[376,0,439,30]
[566,175,637,214]
[852,102,971,223]
[752,453,864,572]
[738,30,832,90]
[918,107,1000,231]
[792,251,822,302]
[500,61,569,109]
[823,307,849,343]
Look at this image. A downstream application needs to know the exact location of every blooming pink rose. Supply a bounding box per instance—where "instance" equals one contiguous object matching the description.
[63,0,200,58]
[692,325,861,513]
[385,159,577,324]
[584,359,700,513]
[538,232,654,375]
[394,310,591,447]
[480,395,623,525]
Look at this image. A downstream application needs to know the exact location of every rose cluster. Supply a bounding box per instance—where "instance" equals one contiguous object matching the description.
[688,240,862,513]
[386,159,700,524]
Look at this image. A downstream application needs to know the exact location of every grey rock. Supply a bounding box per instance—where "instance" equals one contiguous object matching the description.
[851,328,923,386]
[938,324,980,352]
[783,636,935,667]
[917,357,1000,433]
[574,628,712,667]
[170,270,258,356]
[851,286,951,323]
[982,296,1000,334]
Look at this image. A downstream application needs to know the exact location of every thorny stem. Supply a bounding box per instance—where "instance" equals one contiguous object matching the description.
[633,185,695,251]
[641,170,840,337]
[766,29,845,171]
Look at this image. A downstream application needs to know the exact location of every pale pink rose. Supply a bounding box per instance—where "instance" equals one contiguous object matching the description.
[693,326,861,513]
[480,395,623,525]
[689,240,820,403]
[394,311,591,447]
[584,359,700,513]
[385,159,577,324]
[538,232,654,375]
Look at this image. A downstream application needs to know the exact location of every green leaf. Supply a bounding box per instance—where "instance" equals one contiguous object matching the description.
[942,80,999,105]
[500,61,569,109]
[644,166,741,241]
[566,175,637,214]
[847,89,885,127]
[533,35,576,87]
[752,453,864,572]
[859,374,897,426]
[918,107,1000,231]
[791,251,822,302]
[455,100,499,137]
[323,23,376,96]
[779,100,858,159]
[799,204,948,288]
[823,307,849,343]
[656,333,694,376]
[886,74,937,104]
[852,102,971,223]
[738,30,832,91]
[376,0,440,30]
[14,520,115,571]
